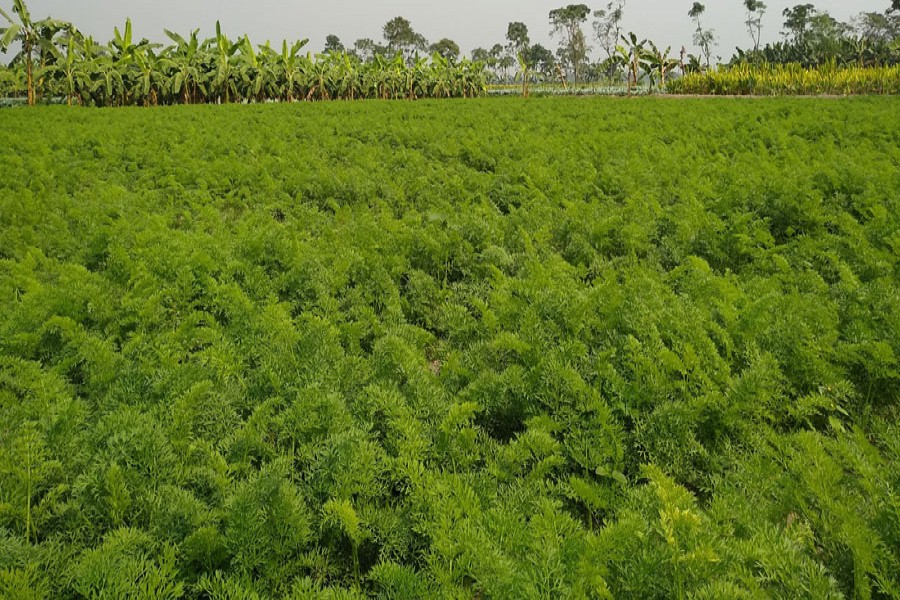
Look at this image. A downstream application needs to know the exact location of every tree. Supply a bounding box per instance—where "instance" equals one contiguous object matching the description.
[526,43,556,77]
[782,4,816,44]
[688,2,716,69]
[743,0,767,53]
[471,47,489,62]
[354,38,386,62]
[593,1,626,67]
[324,34,344,54]
[852,10,900,43]
[429,38,460,62]
[549,4,591,82]
[0,0,70,105]
[383,16,427,62]
[492,42,514,81]
[806,11,850,59]
[506,21,530,58]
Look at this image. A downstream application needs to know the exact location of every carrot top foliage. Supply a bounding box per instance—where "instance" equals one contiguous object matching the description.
[0,98,898,598]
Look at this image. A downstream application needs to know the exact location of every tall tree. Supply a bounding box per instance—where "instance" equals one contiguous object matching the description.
[324,34,344,54]
[0,0,70,105]
[852,10,900,42]
[383,16,427,62]
[354,38,385,62]
[429,38,460,62]
[806,10,850,59]
[593,1,626,66]
[506,21,530,59]
[526,43,556,77]
[743,0,767,53]
[549,4,591,82]
[688,2,716,69]
[782,4,816,44]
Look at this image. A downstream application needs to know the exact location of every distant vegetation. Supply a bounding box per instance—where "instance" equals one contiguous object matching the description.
[669,62,900,95]
[1,97,898,598]
[2,0,900,104]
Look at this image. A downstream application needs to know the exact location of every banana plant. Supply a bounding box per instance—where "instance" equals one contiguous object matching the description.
[642,41,679,91]
[616,32,647,97]
[299,53,331,101]
[204,22,239,103]
[162,28,205,104]
[328,52,360,100]
[389,53,408,99]
[261,37,308,102]
[408,56,429,99]
[0,0,71,105]
[516,51,531,97]
[235,35,274,102]
[91,52,124,106]
[36,30,84,105]
[429,53,453,98]
[133,46,162,106]
[367,54,392,99]
[110,19,159,105]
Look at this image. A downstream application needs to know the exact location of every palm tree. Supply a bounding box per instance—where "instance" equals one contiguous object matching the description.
[0,0,70,105]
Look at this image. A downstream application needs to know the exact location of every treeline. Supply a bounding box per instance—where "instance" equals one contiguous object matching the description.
[0,3,486,107]
[731,2,900,67]
[465,1,900,85]
[3,0,900,104]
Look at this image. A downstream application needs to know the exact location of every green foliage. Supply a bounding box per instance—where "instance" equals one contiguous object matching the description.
[0,97,898,596]
[669,62,900,95]
[0,15,488,107]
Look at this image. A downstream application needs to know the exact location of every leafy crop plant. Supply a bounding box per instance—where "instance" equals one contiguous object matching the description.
[0,97,898,598]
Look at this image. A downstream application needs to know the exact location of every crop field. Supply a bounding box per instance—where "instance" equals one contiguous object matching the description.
[1,98,899,598]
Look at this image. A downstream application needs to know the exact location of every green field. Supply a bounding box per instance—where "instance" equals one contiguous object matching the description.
[1,98,899,598]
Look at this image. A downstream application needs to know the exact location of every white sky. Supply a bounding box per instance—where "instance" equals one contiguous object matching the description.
[11,1,891,59]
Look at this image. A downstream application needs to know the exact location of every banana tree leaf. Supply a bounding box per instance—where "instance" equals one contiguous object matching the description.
[1,23,22,50]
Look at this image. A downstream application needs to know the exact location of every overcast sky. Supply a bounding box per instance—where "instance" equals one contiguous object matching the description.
[14,1,890,58]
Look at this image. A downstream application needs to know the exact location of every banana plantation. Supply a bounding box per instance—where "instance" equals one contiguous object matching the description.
[0,13,487,107]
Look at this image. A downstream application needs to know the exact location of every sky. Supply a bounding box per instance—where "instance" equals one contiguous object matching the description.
[11,0,891,59]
